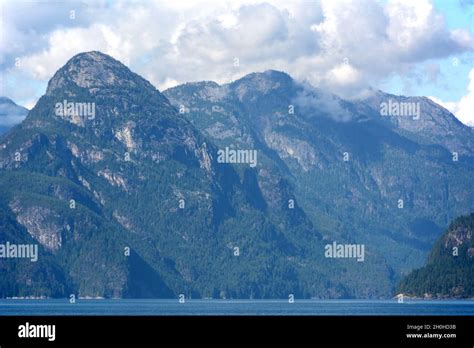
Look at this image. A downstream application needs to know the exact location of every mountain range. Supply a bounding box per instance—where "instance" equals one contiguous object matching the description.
[0,51,472,299]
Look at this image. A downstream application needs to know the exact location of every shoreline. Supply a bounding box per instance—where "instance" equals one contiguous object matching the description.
[3,297,474,301]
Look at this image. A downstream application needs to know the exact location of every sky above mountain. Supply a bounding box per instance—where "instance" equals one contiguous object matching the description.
[1,0,473,125]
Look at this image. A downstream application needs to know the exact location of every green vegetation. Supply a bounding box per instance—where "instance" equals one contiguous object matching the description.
[397,213,474,298]
[1,53,473,299]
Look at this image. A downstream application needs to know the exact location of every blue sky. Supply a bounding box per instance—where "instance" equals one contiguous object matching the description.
[0,0,473,125]
[385,0,473,101]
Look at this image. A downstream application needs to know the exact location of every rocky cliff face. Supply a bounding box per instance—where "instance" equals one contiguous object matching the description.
[164,70,474,278]
[1,52,361,299]
[362,90,474,155]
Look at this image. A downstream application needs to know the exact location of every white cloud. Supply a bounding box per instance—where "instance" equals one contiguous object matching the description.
[429,68,474,127]
[20,24,134,79]
[1,0,473,104]
[329,64,361,86]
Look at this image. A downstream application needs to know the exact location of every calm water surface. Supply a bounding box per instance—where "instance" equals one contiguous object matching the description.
[1,299,473,316]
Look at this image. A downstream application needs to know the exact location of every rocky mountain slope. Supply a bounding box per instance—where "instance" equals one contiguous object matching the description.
[164,70,474,277]
[1,53,472,299]
[0,52,387,299]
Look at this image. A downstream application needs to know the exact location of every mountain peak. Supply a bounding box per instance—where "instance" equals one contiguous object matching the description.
[46,51,155,96]
[262,69,291,78]
[235,70,292,84]
[0,96,17,105]
[0,97,28,134]
[69,50,118,63]
[230,70,294,99]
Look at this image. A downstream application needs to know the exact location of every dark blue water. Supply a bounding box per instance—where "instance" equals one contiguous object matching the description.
[1,299,473,316]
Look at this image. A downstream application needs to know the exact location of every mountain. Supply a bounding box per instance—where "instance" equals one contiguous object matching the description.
[362,91,474,155]
[0,97,28,135]
[0,52,385,299]
[164,70,474,280]
[1,54,472,299]
[397,213,474,298]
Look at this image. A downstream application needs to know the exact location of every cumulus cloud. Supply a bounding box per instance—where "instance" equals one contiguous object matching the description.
[0,1,93,68]
[0,0,473,105]
[307,0,474,98]
[429,68,474,127]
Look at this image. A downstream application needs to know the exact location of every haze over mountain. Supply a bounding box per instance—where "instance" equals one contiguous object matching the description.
[0,97,28,135]
[0,51,473,299]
